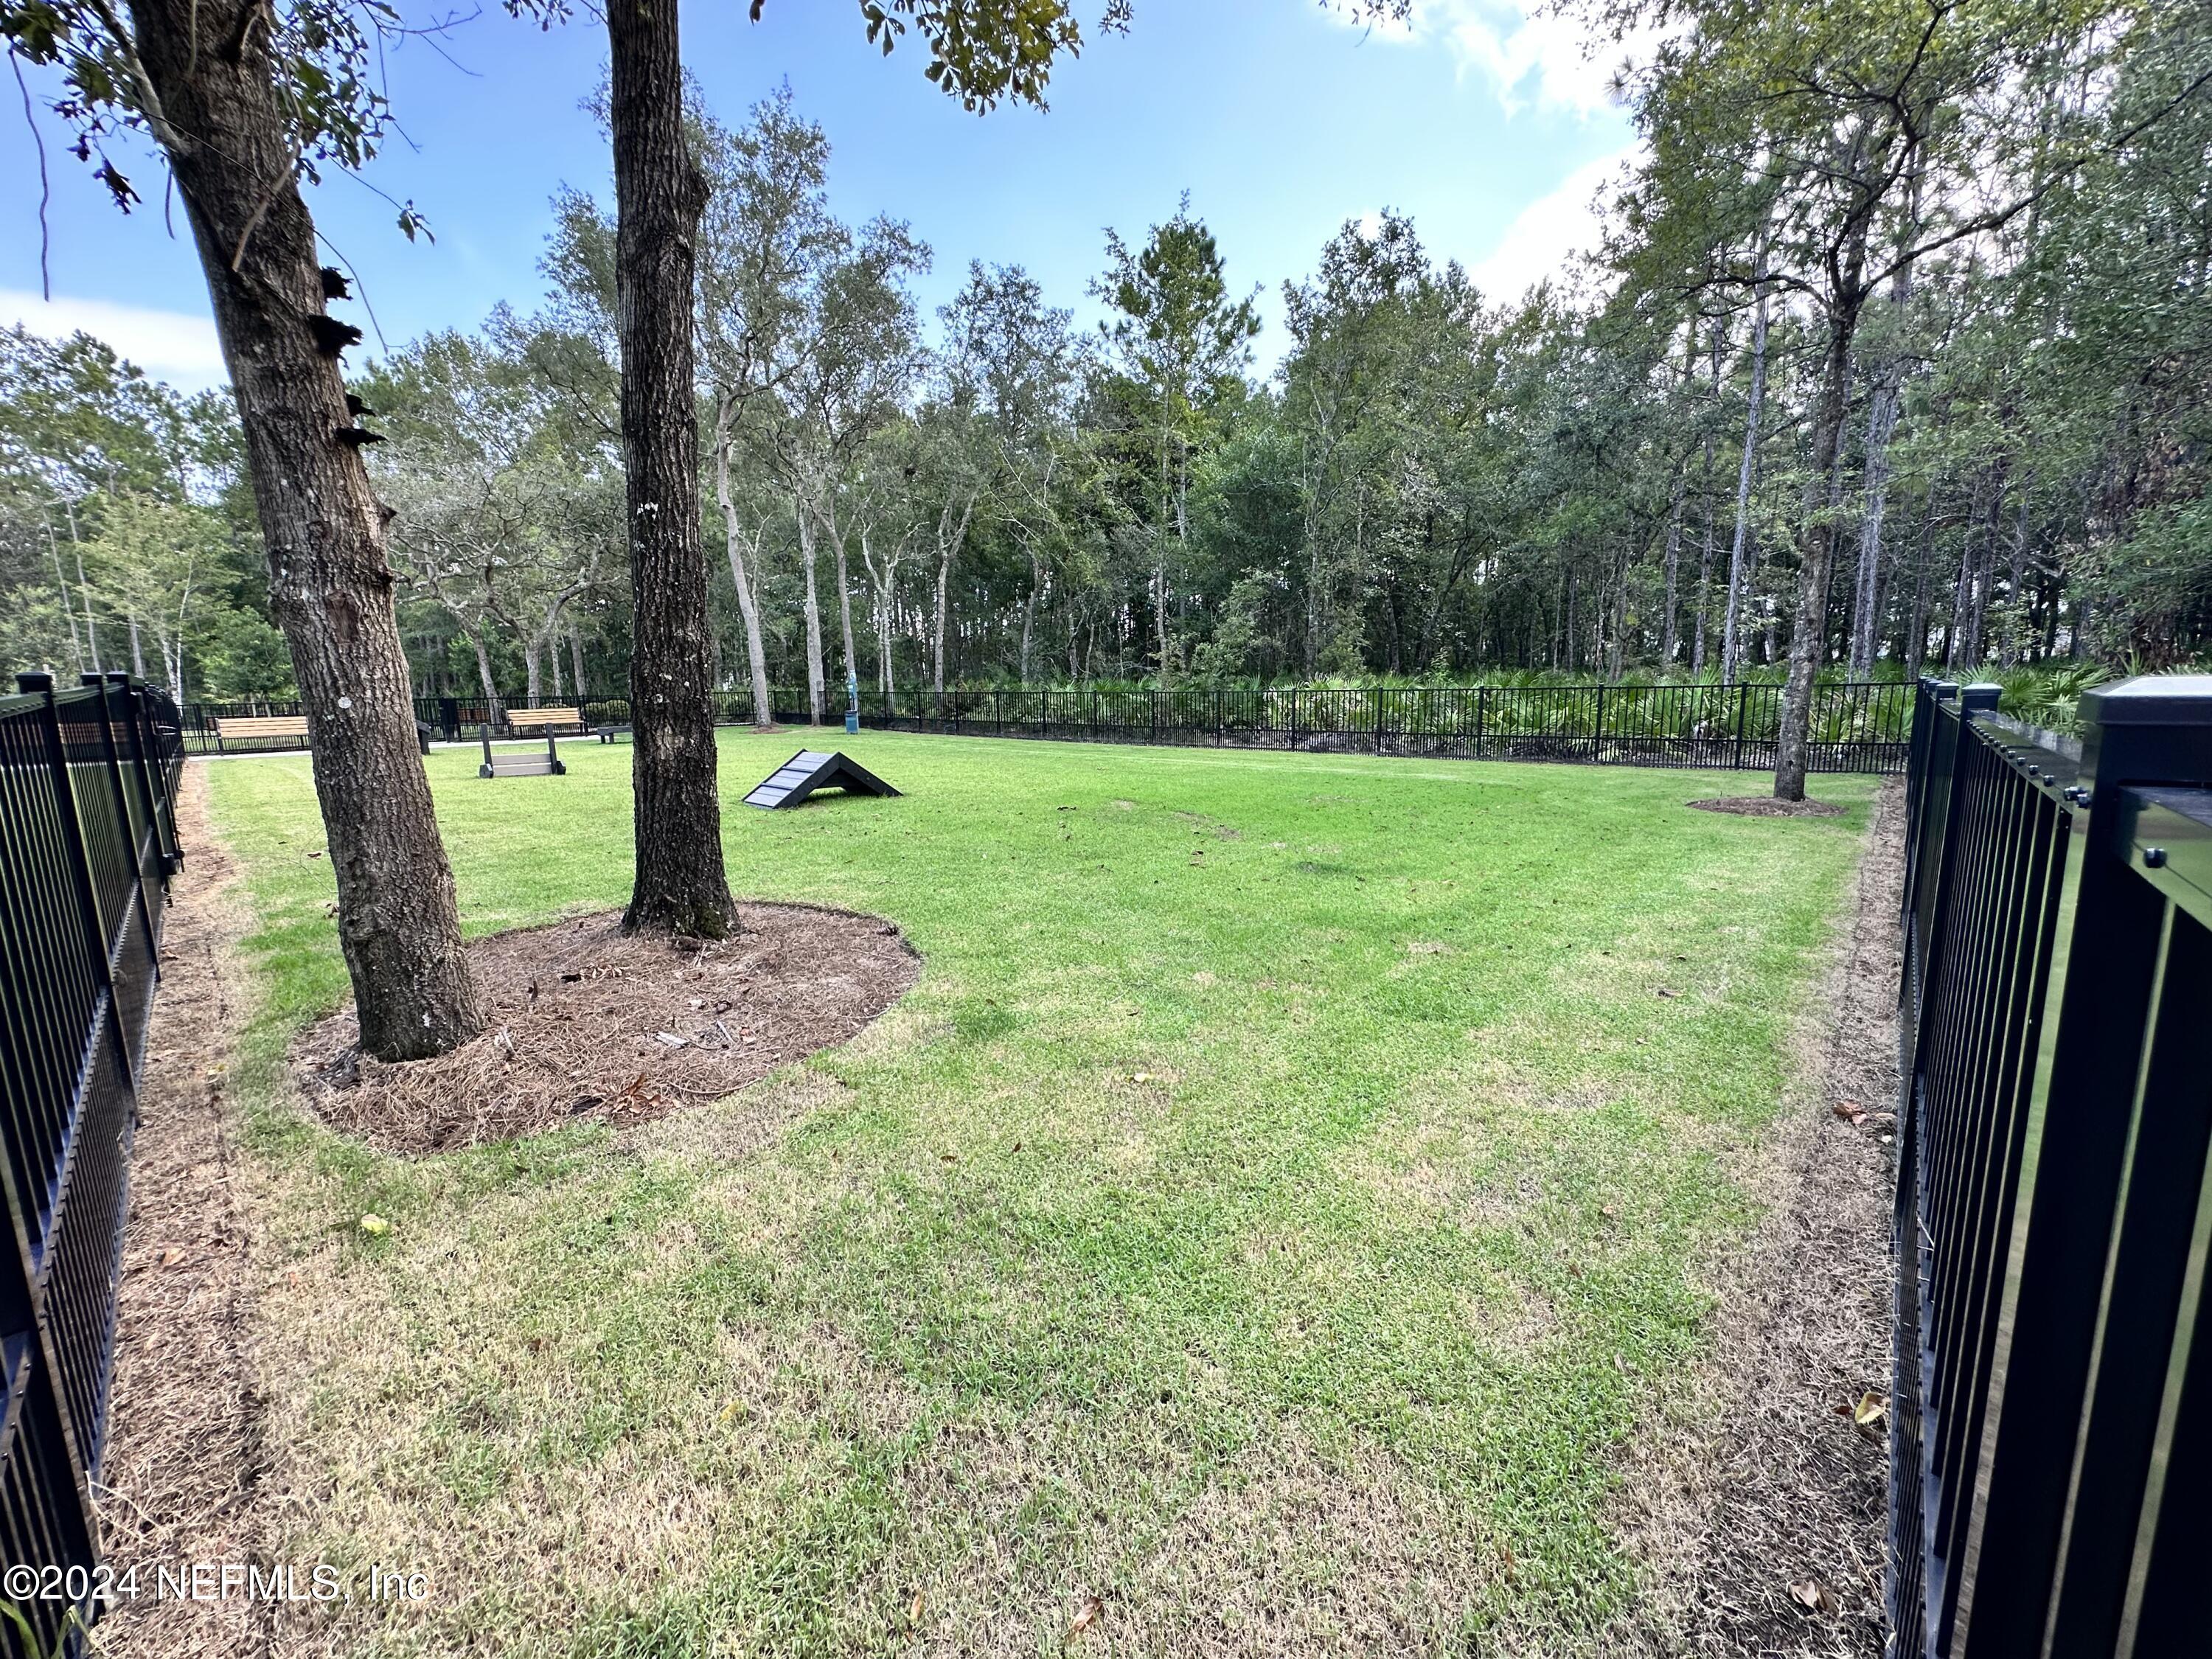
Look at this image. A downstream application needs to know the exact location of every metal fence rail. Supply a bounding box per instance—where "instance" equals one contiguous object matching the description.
[1893,674,2212,1658]
[0,673,183,1653]
[178,679,1913,772]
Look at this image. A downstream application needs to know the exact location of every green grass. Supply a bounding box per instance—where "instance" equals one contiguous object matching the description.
[205,729,1875,1656]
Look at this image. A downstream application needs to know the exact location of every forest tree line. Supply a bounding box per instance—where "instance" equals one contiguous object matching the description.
[8,0,2207,725]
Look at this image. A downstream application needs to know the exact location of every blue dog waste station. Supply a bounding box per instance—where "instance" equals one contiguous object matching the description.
[845,670,860,735]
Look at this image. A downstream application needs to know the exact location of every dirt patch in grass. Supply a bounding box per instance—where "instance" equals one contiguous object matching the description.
[1601,778,1902,1658]
[98,764,275,1659]
[295,904,919,1155]
[1685,796,1846,818]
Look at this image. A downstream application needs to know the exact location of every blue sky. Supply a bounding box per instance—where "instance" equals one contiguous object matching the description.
[1,1,1643,392]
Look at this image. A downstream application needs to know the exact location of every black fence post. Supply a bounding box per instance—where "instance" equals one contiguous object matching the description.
[1930,675,2212,1659]
[1732,683,1750,770]
[80,674,164,1006]
[1373,686,1385,755]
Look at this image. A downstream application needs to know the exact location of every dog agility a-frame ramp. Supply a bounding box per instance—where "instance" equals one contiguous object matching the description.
[742,750,901,810]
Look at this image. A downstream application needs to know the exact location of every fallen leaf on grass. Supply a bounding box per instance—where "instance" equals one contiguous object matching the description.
[1069,1596,1103,1638]
[908,1589,924,1624]
[357,1214,391,1238]
[158,1246,186,1267]
[1788,1578,1839,1614]
[1832,1101,1869,1126]
[1853,1392,1890,1429]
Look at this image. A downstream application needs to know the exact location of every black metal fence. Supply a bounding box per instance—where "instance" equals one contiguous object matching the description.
[180,679,1913,772]
[1893,674,2212,1658]
[0,672,183,1652]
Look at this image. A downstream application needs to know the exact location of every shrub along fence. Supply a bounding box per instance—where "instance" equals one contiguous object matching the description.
[0,672,184,1652]
[1893,675,2212,1658]
[181,678,1913,772]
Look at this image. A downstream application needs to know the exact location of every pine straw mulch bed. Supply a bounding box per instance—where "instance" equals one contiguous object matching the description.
[1686,796,1848,818]
[1601,777,1903,1658]
[296,904,919,1155]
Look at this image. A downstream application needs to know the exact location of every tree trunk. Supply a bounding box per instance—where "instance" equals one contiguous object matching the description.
[1907,485,1937,676]
[713,402,774,726]
[468,630,504,731]
[127,0,481,1058]
[797,499,827,723]
[569,626,588,700]
[1774,305,1865,800]
[1661,470,1684,665]
[1722,242,1770,685]
[607,0,735,937]
[44,518,86,673]
[830,509,859,694]
[931,491,975,695]
[934,535,953,694]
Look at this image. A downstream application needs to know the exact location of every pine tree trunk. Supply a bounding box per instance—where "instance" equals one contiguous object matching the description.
[607,0,735,937]
[126,0,481,1059]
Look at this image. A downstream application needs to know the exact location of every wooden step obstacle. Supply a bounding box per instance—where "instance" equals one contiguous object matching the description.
[742,750,900,810]
[479,724,567,779]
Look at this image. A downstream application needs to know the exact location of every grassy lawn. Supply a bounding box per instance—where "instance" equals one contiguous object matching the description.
[204,729,1876,1657]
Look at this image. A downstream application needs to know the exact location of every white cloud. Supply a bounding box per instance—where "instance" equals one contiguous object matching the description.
[1472,142,1640,302]
[0,288,227,392]
[1328,1,1655,119]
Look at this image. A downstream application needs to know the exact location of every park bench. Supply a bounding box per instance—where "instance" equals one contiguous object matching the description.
[212,714,307,751]
[506,705,585,737]
[209,713,433,756]
[479,723,567,779]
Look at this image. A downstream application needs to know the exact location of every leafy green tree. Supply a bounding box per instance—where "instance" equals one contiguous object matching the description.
[1093,197,1261,686]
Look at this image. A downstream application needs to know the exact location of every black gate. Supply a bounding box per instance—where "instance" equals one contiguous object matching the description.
[0,672,184,1652]
[1893,675,2212,1657]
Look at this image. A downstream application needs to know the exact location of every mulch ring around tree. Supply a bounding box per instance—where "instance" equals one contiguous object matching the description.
[295,904,919,1155]
[1686,796,1847,818]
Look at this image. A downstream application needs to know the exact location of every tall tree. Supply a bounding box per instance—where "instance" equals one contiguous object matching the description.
[7,0,484,1057]
[602,0,736,936]
[1093,197,1261,686]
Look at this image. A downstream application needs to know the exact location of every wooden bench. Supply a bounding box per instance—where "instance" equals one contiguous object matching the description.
[595,723,633,743]
[213,715,308,751]
[507,706,584,736]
